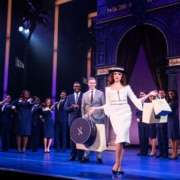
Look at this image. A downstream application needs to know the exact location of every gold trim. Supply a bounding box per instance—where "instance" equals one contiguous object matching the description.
[97,66,116,75]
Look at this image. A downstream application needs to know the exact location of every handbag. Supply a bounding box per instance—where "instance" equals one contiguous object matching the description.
[142,102,167,124]
[152,98,172,116]
[76,124,107,152]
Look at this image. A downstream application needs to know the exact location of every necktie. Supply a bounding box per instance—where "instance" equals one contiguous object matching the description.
[58,100,63,110]
[75,93,79,104]
[57,101,61,110]
[90,90,93,104]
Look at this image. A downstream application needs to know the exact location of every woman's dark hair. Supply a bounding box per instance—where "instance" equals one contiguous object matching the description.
[107,72,127,86]
[167,89,179,103]
[20,89,31,98]
[43,97,52,107]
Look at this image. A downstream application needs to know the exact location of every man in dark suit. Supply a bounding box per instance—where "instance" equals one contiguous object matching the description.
[156,89,168,158]
[80,77,106,164]
[0,95,14,152]
[64,82,84,161]
[30,97,42,152]
[54,90,68,152]
[136,90,149,156]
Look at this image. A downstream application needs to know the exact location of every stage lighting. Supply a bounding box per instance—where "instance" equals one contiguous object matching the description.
[18,26,24,32]
[24,29,30,34]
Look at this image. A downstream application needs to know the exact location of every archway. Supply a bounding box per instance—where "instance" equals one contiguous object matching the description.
[116,25,168,91]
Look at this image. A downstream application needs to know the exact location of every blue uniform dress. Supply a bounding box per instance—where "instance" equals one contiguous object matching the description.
[14,99,33,136]
[167,100,180,139]
[41,108,54,138]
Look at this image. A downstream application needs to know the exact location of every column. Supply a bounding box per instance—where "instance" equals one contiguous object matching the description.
[166,67,179,91]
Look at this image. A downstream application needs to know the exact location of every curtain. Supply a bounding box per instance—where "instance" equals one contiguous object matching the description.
[117,26,142,83]
[117,25,168,90]
[141,26,168,91]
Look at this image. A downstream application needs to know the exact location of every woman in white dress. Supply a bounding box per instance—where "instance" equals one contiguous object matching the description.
[88,66,157,176]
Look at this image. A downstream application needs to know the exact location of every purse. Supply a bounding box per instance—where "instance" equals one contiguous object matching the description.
[152,98,172,116]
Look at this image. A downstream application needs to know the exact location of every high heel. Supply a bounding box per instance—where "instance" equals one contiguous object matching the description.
[17,148,21,153]
[112,163,119,176]
[169,155,178,160]
[112,169,118,175]
[22,148,26,153]
[118,167,125,175]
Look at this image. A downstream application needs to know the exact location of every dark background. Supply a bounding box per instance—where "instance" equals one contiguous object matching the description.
[0,0,97,102]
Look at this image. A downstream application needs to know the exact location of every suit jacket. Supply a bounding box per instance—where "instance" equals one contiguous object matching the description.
[0,103,13,124]
[31,104,42,126]
[55,99,68,123]
[64,92,83,127]
[81,89,105,124]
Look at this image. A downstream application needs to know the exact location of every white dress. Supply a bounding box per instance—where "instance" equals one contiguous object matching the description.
[104,85,142,144]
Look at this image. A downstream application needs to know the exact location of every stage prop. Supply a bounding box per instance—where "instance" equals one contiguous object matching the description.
[70,118,107,152]
[142,102,168,124]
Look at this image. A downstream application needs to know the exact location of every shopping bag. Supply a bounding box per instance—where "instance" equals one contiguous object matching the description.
[76,124,107,152]
[152,98,172,116]
[142,103,164,124]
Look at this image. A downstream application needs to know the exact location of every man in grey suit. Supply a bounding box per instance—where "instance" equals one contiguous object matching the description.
[80,77,106,164]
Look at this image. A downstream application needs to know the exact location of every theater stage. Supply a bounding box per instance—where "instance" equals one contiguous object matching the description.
[0,147,179,180]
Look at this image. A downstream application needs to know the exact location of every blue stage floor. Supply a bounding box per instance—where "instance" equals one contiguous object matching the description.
[0,147,179,180]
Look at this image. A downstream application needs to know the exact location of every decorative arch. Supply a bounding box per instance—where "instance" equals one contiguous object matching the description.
[108,24,168,90]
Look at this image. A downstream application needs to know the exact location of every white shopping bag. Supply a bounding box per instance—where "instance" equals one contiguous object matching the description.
[152,98,172,116]
[142,102,167,124]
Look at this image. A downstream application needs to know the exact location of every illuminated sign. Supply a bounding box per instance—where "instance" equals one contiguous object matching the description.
[169,58,180,66]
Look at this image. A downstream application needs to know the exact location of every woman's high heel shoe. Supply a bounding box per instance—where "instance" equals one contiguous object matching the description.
[112,163,119,176]
[118,167,125,175]
[112,169,118,175]
[169,155,178,160]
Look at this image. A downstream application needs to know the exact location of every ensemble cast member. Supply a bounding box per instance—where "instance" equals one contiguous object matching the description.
[167,89,179,160]
[0,95,14,152]
[136,90,149,156]
[54,90,68,152]
[40,98,55,153]
[80,77,106,164]
[12,89,34,153]
[64,82,84,161]
[31,97,42,152]
[147,95,157,157]
[156,90,169,158]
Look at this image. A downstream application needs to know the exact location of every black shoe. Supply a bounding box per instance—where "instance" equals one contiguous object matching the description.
[137,152,147,156]
[97,159,102,164]
[156,154,163,158]
[112,169,118,176]
[148,153,156,157]
[56,149,60,152]
[162,154,168,158]
[69,157,76,161]
[118,170,125,175]
[2,149,8,152]
[78,157,82,161]
[169,156,178,160]
[80,157,89,163]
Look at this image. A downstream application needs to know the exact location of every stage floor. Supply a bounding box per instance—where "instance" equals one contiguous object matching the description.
[0,147,179,180]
